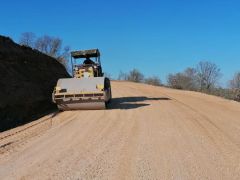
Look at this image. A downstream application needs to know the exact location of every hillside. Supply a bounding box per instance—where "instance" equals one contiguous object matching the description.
[0,36,70,131]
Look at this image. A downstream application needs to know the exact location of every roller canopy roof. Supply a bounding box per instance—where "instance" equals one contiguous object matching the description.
[71,49,100,58]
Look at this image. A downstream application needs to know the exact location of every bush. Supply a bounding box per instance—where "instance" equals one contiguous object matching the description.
[229,72,240,89]
[167,68,197,90]
[145,76,161,86]
[234,89,240,102]
[196,61,221,91]
[127,69,144,82]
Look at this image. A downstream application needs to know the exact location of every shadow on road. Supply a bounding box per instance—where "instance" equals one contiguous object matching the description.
[108,96,171,110]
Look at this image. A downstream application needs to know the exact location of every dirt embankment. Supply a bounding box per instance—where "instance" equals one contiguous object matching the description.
[0,36,70,132]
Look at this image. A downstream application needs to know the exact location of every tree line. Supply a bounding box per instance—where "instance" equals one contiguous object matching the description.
[167,61,221,91]
[117,62,240,102]
[118,69,162,86]
[19,32,70,69]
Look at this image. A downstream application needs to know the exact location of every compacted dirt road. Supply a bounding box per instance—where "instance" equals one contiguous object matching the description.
[1,81,240,179]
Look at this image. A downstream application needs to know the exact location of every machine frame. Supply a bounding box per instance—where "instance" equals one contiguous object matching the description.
[52,49,111,110]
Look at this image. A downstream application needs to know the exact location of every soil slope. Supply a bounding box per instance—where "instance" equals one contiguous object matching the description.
[0,36,70,131]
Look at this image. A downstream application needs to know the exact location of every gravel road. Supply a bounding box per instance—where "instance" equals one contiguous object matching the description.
[1,81,240,179]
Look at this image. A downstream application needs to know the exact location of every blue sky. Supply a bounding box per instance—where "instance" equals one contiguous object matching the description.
[1,0,240,85]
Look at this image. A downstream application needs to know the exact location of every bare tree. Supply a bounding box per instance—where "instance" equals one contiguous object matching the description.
[19,33,70,70]
[196,61,221,91]
[183,67,198,90]
[184,67,197,78]
[229,73,240,101]
[167,73,187,89]
[118,71,128,80]
[145,76,161,86]
[34,35,62,57]
[167,67,197,90]
[127,69,144,82]
[56,46,70,69]
[19,32,36,47]
[34,35,70,69]
[229,72,240,89]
